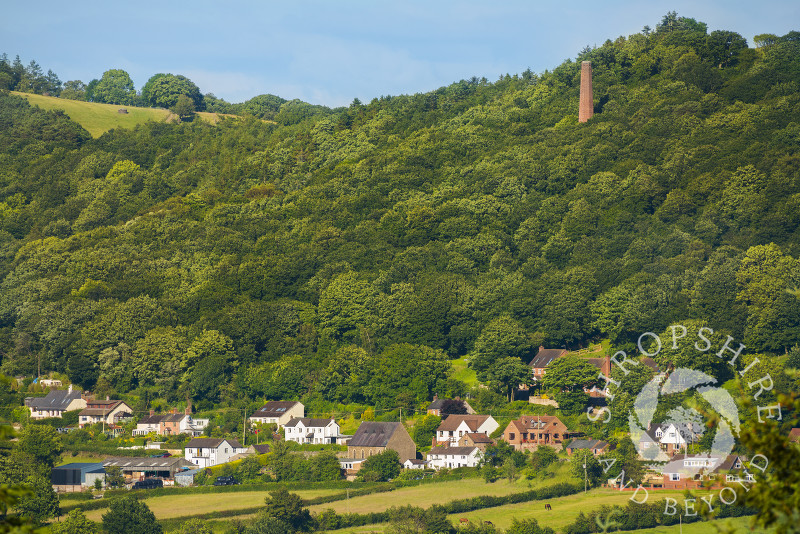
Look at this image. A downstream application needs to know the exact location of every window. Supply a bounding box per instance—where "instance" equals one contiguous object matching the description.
[509,433,515,440]
[670,473,680,481]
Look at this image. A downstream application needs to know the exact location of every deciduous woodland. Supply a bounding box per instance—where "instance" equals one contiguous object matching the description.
[1,16,799,417]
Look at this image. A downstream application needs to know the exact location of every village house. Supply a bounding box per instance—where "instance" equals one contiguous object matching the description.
[566,439,613,456]
[284,418,343,445]
[133,413,163,436]
[434,415,498,446]
[427,446,482,470]
[404,458,428,470]
[426,395,476,416]
[159,410,209,437]
[184,438,246,468]
[636,422,703,460]
[348,421,416,463]
[25,385,86,420]
[502,415,571,451]
[248,401,304,428]
[339,458,367,481]
[528,346,567,381]
[457,433,495,451]
[78,400,133,428]
[661,454,752,490]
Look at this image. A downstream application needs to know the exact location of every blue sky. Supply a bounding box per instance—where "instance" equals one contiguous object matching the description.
[2,1,798,107]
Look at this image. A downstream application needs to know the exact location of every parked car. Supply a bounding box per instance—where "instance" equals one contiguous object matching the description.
[213,476,240,486]
[132,478,163,490]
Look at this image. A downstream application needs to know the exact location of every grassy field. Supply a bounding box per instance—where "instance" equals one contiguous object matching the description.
[13,92,231,137]
[80,487,343,522]
[451,357,478,386]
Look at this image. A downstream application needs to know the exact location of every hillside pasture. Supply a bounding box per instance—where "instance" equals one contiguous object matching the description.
[12,92,232,137]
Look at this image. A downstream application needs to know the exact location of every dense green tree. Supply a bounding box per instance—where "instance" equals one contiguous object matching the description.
[60,80,87,101]
[92,69,136,105]
[412,415,442,448]
[14,475,59,524]
[51,509,100,534]
[101,496,162,534]
[540,355,600,393]
[262,488,314,532]
[356,450,401,482]
[470,315,535,374]
[141,73,204,110]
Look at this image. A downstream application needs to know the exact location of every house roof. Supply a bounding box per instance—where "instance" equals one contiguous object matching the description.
[251,401,302,418]
[662,454,727,476]
[79,408,132,417]
[26,389,83,410]
[528,347,566,369]
[160,414,186,423]
[103,456,193,470]
[437,415,492,432]
[642,357,660,372]
[789,428,800,442]
[567,439,610,450]
[185,438,243,449]
[252,444,271,454]
[463,433,494,444]
[138,414,164,425]
[284,418,335,428]
[53,462,106,474]
[511,415,566,432]
[404,459,427,465]
[428,446,479,457]
[349,422,404,448]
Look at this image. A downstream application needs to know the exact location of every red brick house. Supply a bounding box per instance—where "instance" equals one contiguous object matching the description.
[528,347,567,381]
[502,415,571,451]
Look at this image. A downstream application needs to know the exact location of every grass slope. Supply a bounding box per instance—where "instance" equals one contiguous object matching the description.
[12,92,230,137]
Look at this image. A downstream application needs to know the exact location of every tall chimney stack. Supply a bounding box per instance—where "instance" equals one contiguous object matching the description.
[579,61,593,123]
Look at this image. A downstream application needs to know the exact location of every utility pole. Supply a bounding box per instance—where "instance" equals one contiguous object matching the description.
[583,451,588,493]
[243,408,247,447]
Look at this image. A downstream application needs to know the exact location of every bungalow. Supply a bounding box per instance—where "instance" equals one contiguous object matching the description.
[284,418,342,445]
[661,454,752,490]
[348,421,416,463]
[427,446,482,470]
[133,413,163,436]
[404,459,428,470]
[566,439,613,456]
[502,415,571,451]
[25,385,86,419]
[339,458,367,480]
[249,401,304,428]
[78,400,133,428]
[434,415,498,446]
[184,438,246,468]
[528,346,567,381]
[426,395,476,416]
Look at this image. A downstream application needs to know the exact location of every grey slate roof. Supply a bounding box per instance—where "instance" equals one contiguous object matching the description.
[284,417,335,428]
[251,401,301,418]
[26,389,82,410]
[566,439,610,450]
[428,446,479,456]
[137,414,164,425]
[528,348,566,369]
[185,438,242,449]
[349,422,403,448]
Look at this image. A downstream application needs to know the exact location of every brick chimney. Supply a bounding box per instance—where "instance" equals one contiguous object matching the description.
[579,61,594,123]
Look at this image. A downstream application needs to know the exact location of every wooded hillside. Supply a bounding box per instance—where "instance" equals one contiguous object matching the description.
[1,15,799,412]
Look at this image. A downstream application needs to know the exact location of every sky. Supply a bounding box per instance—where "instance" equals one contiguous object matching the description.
[2,1,798,108]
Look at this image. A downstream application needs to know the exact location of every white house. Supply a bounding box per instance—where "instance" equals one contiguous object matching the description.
[249,401,304,428]
[78,400,133,428]
[426,446,482,470]
[403,459,428,470]
[133,413,163,436]
[184,438,246,468]
[434,415,498,446]
[284,418,341,444]
[25,386,86,419]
